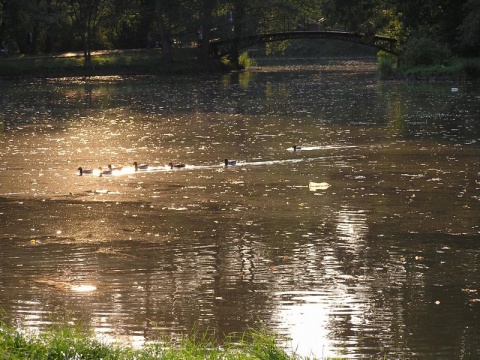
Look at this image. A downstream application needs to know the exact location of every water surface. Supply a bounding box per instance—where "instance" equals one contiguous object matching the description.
[1,60,479,358]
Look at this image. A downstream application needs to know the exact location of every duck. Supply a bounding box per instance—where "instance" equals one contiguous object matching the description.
[108,164,123,172]
[98,167,112,177]
[292,145,301,151]
[134,162,148,171]
[78,167,93,176]
[224,159,237,166]
[169,162,185,169]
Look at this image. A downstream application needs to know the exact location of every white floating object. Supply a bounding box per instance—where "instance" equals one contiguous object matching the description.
[71,284,97,292]
[309,181,331,190]
[451,87,458,92]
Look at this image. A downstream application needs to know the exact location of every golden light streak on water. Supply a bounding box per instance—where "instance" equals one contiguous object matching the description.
[71,284,97,292]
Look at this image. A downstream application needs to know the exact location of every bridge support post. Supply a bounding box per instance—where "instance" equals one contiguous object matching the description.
[229,40,241,68]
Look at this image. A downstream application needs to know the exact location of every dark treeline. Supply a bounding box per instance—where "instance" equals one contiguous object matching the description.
[0,0,478,64]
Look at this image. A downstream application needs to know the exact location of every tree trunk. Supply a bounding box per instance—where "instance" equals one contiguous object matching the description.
[155,0,173,63]
[199,0,216,64]
[230,0,247,67]
[84,27,92,67]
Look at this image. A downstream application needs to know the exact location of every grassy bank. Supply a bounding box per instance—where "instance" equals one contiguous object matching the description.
[377,51,480,81]
[400,57,480,80]
[0,48,219,78]
[0,322,346,360]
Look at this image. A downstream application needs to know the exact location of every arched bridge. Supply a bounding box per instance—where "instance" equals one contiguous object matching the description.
[210,30,399,59]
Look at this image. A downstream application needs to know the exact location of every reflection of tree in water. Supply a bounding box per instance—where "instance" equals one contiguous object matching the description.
[0,65,478,358]
[84,83,94,107]
[336,208,368,251]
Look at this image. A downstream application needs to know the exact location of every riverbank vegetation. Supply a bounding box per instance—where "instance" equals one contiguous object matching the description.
[0,1,478,77]
[0,48,211,78]
[0,321,345,360]
[377,36,480,80]
[378,55,480,81]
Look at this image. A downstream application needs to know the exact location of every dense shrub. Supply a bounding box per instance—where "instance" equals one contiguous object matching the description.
[461,58,480,78]
[377,50,398,78]
[239,51,257,68]
[401,36,452,68]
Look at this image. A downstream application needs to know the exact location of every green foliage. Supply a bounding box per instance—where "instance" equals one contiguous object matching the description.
[0,48,212,77]
[0,321,348,360]
[283,39,377,57]
[319,0,386,35]
[402,63,460,77]
[41,323,119,360]
[461,58,480,77]
[0,320,117,360]
[0,0,478,69]
[401,36,452,68]
[377,50,398,79]
[0,56,84,77]
[242,328,292,360]
[265,41,289,56]
[238,51,257,68]
[392,57,480,79]
[457,0,480,56]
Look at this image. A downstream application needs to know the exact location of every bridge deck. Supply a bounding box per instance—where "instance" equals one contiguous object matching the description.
[210,30,399,58]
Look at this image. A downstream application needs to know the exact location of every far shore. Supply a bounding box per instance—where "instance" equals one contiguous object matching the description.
[1,48,478,82]
[0,48,225,79]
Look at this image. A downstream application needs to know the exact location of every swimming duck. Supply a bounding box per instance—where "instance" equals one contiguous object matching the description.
[224,159,237,166]
[108,164,123,172]
[134,162,148,171]
[78,167,93,176]
[98,167,112,177]
[169,162,185,169]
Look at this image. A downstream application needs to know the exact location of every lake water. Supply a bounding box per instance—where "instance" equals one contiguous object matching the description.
[1,59,479,358]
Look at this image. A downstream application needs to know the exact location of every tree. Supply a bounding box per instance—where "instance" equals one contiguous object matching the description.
[457,0,480,55]
[154,0,175,63]
[62,0,112,65]
[390,0,469,48]
[0,0,38,53]
[100,0,144,49]
[195,0,219,64]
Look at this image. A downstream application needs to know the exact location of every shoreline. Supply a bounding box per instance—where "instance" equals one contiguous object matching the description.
[1,49,478,82]
[0,48,228,80]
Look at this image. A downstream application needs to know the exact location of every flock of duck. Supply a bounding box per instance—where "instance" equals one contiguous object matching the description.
[77,145,308,177]
[76,146,331,190]
[78,159,237,177]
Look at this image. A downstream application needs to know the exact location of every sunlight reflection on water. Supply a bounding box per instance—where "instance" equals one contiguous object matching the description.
[1,61,480,359]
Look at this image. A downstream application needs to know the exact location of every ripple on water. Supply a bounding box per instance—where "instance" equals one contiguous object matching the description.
[1,63,480,359]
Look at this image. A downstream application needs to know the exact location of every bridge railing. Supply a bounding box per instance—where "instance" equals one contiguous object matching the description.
[209,15,399,57]
[211,15,329,41]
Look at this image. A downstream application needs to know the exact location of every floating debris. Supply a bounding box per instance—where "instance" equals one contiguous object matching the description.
[309,181,331,190]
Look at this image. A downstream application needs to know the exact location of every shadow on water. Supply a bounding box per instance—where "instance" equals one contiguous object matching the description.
[0,60,479,358]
